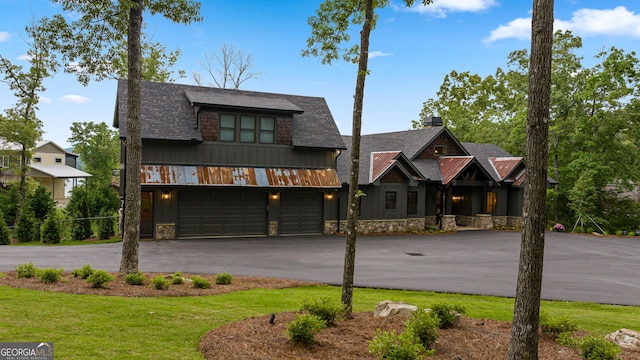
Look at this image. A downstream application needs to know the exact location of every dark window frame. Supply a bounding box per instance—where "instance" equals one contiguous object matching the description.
[33,157,42,163]
[434,145,446,155]
[219,112,277,144]
[385,191,397,210]
[219,113,237,142]
[407,191,418,215]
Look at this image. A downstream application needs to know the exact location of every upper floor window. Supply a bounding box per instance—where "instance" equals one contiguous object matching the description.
[220,113,277,144]
[385,191,397,210]
[220,114,236,142]
[434,145,446,155]
[33,157,42,163]
[486,191,497,213]
[1,155,8,168]
[55,158,62,163]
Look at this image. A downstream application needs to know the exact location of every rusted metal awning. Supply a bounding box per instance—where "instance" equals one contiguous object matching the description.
[439,156,474,185]
[489,157,523,181]
[140,165,341,188]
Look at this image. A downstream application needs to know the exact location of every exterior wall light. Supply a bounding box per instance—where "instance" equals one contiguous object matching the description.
[161,191,171,201]
[325,193,334,200]
[270,192,280,201]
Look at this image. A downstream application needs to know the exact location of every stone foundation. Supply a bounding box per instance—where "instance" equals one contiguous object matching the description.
[324,218,426,234]
[473,214,493,229]
[269,222,279,236]
[455,215,474,226]
[441,215,457,231]
[425,216,438,227]
[155,223,175,240]
[508,216,523,228]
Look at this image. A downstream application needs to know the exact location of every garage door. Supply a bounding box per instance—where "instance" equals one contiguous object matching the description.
[279,191,323,235]
[177,190,267,238]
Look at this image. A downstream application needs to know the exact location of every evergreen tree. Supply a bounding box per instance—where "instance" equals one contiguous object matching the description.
[41,209,62,244]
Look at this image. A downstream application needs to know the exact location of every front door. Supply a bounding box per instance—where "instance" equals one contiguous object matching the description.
[140,191,154,238]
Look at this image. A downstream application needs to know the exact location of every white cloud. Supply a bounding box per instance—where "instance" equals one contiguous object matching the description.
[17,54,33,62]
[486,6,640,43]
[369,51,391,59]
[39,97,53,104]
[407,0,497,18]
[0,31,9,42]
[60,95,90,103]
[484,17,532,43]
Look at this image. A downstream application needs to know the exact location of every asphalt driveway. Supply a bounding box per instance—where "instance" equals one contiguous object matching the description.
[1,231,639,306]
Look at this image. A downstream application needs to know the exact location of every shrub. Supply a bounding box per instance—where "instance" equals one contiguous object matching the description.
[0,210,10,245]
[97,209,115,239]
[150,275,170,290]
[301,297,345,325]
[72,264,95,279]
[430,302,467,329]
[539,312,578,337]
[86,270,114,288]
[15,207,37,243]
[15,262,38,278]
[28,185,56,221]
[579,336,620,360]
[215,272,233,285]
[125,272,146,285]
[191,275,211,289]
[171,272,185,285]
[404,308,439,349]
[38,268,64,284]
[41,210,62,244]
[368,329,429,360]
[285,314,326,345]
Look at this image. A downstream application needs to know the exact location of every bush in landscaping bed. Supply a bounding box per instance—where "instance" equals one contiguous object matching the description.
[430,302,467,329]
[15,262,38,278]
[171,272,185,285]
[192,275,211,289]
[579,335,620,360]
[404,308,439,349]
[150,275,170,290]
[368,329,429,360]
[86,270,114,288]
[72,264,95,279]
[125,272,146,285]
[301,297,345,325]
[38,268,64,283]
[539,311,578,338]
[215,272,233,285]
[285,314,326,345]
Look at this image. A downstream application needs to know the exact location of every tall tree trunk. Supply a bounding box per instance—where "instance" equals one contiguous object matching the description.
[120,0,143,274]
[342,0,374,317]
[506,0,554,359]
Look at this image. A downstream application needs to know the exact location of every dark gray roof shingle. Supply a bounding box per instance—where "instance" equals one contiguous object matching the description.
[114,79,345,149]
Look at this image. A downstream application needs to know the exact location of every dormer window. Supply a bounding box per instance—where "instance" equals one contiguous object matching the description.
[434,146,446,155]
[220,113,277,144]
[34,157,42,163]
[55,158,62,163]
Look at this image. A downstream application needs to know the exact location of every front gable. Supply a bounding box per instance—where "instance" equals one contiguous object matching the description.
[413,129,468,160]
[439,156,494,186]
[370,151,423,186]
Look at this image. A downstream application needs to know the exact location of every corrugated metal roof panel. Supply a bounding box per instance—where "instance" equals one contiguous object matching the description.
[370,151,401,182]
[439,156,474,185]
[489,157,523,181]
[141,165,341,188]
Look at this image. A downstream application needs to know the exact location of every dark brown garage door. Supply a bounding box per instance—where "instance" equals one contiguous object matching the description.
[279,191,323,235]
[177,190,267,238]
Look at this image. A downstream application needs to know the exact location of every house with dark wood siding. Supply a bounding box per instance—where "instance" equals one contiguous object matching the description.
[333,118,532,232]
[113,80,346,239]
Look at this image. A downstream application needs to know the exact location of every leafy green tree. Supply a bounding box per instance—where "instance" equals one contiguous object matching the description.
[0,209,11,245]
[14,205,37,243]
[0,182,21,226]
[28,185,55,222]
[0,22,57,226]
[68,122,119,189]
[304,0,433,315]
[506,0,554,358]
[41,209,62,244]
[32,0,202,273]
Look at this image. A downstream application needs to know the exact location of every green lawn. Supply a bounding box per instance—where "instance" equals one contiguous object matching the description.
[1,285,638,359]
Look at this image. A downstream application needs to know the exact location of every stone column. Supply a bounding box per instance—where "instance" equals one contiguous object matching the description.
[441,215,457,231]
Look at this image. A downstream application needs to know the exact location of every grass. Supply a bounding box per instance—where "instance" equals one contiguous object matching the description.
[1,284,639,359]
[9,237,122,246]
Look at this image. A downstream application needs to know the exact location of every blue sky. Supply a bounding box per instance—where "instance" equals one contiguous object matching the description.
[1,0,640,148]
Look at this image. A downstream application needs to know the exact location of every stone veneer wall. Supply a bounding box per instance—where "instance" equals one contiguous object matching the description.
[155,223,176,240]
[324,218,426,234]
[455,215,474,226]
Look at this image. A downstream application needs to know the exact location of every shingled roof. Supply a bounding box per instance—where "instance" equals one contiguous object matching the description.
[113,79,345,150]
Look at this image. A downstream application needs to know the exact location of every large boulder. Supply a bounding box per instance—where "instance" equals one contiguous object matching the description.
[374,300,417,318]
[607,329,640,350]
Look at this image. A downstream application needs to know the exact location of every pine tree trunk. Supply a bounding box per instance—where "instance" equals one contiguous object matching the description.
[342,0,374,317]
[506,0,554,359]
[120,0,143,274]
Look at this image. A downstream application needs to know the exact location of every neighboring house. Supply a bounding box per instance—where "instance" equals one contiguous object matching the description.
[113,79,346,239]
[0,140,92,202]
[334,117,540,232]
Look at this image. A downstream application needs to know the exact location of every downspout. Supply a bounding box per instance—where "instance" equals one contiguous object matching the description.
[335,149,342,233]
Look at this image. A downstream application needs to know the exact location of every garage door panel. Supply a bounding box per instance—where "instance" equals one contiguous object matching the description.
[280,192,323,235]
[178,190,267,238]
